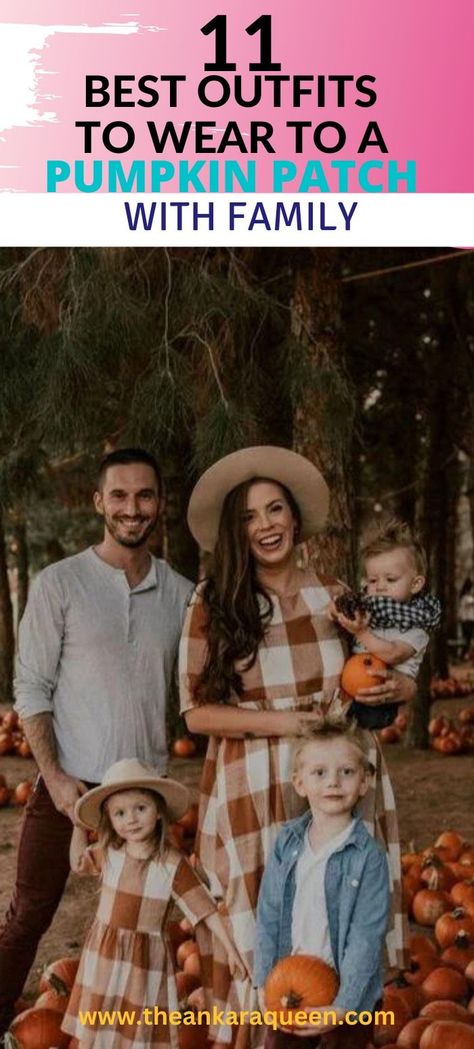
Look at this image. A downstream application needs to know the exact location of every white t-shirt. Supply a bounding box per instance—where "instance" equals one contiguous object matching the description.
[291,820,355,963]
[354,626,428,678]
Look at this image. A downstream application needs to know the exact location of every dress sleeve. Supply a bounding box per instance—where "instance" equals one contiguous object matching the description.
[171,856,218,927]
[178,587,210,714]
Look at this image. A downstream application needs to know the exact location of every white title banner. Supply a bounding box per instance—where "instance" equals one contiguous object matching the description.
[0,194,472,246]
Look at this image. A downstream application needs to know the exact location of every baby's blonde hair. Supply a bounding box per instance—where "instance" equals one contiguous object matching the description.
[292,713,374,777]
[361,516,427,576]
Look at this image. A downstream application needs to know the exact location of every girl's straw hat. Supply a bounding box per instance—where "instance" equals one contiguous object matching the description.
[187,445,329,553]
[75,758,190,830]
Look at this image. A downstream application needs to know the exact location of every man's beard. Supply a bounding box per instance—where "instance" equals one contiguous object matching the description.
[105,514,157,549]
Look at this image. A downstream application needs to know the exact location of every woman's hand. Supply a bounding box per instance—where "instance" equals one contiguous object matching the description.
[355,668,417,706]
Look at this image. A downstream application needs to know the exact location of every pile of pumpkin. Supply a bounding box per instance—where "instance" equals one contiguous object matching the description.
[0,709,32,759]
[369,830,474,1048]
[6,922,209,1049]
[428,708,474,755]
[0,775,32,809]
[378,711,409,745]
[430,677,473,700]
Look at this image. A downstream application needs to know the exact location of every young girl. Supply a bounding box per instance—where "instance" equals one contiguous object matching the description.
[61,758,245,1048]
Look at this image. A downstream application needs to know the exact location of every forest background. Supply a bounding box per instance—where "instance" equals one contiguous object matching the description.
[0,245,472,747]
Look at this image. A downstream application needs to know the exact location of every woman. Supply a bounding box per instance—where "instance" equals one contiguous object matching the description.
[179,447,414,1048]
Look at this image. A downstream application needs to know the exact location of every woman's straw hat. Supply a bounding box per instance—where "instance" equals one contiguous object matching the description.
[188,445,329,552]
[75,758,190,830]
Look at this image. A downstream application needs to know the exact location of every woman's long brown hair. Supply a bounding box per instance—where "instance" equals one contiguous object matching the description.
[194,478,301,704]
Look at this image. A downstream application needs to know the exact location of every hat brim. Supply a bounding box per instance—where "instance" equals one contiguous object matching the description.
[75,776,190,830]
[187,446,329,552]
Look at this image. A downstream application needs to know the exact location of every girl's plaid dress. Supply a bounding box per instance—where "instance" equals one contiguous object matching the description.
[62,844,217,1048]
[179,569,407,1049]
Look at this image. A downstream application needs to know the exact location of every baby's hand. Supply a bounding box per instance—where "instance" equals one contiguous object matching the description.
[227,947,247,981]
[335,609,369,636]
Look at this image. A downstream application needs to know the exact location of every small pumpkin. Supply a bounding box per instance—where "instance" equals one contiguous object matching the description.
[264,954,339,1025]
[7,1006,70,1049]
[183,951,201,978]
[38,957,79,995]
[341,653,387,697]
[441,945,474,973]
[452,883,474,914]
[397,1018,431,1048]
[175,971,200,1000]
[408,933,438,958]
[34,989,70,1014]
[435,832,465,863]
[372,991,412,1045]
[419,1020,474,1049]
[420,1000,472,1022]
[172,737,197,758]
[175,939,198,969]
[412,890,452,927]
[422,966,469,1003]
[434,909,474,950]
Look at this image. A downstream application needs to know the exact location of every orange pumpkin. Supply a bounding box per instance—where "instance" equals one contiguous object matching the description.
[397,1018,431,1048]
[373,991,412,1045]
[8,1007,70,1049]
[264,955,339,1022]
[183,951,201,978]
[420,1000,472,1023]
[435,832,465,862]
[441,945,474,974]
[403,951,439,987]
[38,957,79,995]
[34,990,69,1014]
[172,737,197,758]
[452,883,474,915]
[466,959,474,988]
[408,933,438,958]
[175,939,198,969]
[419,1020,474,1049]
[434,909,474,950]
[341,653,387,697]
[421,858,456,894]
[422,966,469,1003]
[412,890,451,927]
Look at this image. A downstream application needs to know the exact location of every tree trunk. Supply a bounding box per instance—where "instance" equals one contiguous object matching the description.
[164,455,200,583]
[406,651,431,748]
[291,251,356,583]
[12,515,29,629]
[0,509,14,704]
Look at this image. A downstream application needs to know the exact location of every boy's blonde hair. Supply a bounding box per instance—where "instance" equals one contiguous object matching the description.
[361,516,427,576]
[292,713,374,777]
[98,788,169,858]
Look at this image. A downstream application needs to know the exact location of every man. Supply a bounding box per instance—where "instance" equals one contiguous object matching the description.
[0,448,193,1035]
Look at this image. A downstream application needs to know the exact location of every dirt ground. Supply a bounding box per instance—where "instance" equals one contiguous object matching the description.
[1,696,473,1003]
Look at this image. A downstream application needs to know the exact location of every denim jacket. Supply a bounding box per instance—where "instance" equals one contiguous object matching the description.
[254,811,390,1014]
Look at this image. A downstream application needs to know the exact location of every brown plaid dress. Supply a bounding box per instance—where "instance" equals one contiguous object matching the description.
[62,845,217,1048]
[179,570,407,1048]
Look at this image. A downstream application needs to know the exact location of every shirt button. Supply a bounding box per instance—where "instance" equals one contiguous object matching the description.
[351,879,359,887]
[292,849,298,856]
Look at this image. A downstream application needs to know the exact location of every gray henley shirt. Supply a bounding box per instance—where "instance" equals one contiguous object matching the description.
[14,548,193,782]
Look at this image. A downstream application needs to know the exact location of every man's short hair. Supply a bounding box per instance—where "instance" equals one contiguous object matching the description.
[97,448,162,496]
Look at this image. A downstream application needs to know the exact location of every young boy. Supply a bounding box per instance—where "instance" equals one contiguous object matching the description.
[254,720,390,1048]
[333,518,441,727]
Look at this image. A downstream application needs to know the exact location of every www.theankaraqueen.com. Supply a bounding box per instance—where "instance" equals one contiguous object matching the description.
[79,1006,394,1031]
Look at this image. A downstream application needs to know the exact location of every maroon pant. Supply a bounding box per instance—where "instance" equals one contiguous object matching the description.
[0,776,94,1034]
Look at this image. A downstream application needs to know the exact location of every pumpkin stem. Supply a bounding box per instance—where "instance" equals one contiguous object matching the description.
[47,971,70,996]
[281,992,302,1009]
[452,907,467,919]
[453,931,471,948]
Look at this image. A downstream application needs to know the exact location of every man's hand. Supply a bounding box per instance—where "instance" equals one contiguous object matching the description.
[43,769,88,822]
[355,668,417,706]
